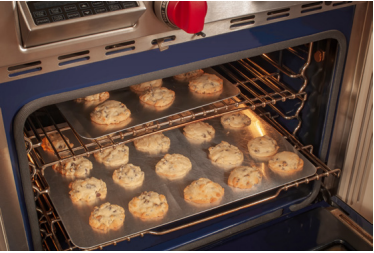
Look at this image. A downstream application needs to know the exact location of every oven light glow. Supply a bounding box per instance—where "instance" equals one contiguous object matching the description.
[256,121,264,136]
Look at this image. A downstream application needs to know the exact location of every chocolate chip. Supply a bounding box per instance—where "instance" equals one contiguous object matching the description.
[96,193,101,197]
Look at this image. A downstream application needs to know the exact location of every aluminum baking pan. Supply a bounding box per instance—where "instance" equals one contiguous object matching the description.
[42,109,316,249]
[56,68,240,139]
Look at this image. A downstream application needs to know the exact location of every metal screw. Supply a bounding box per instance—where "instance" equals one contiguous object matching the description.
[195,32,206,37]
[314,50,325,62]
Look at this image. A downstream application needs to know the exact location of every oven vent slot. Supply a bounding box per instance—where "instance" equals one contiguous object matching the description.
[58,50,90,66]
[230,15,255,29]
[332,1,352,7]
[105,40,135,56]
[267,8,290,21]
[8,61,42,77]
[301,2,323,13]
[151,35,176,45]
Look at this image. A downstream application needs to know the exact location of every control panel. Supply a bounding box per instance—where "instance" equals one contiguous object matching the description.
[27,1,139,26]
[17,1,146,47]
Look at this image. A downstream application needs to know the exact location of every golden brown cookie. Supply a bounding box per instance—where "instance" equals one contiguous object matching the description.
[89,202,125,232]
[208,141,244,168]
[247,135,279,161]
[183,122,215,143]
[221,112,251,128]
[76,92,110,102]
[174,69,204,82]
[94,143,129,167]
[228,166,262,189]
[52,157,93,177]
[133,133,170,154]
[128,191,169,221]
[155,154,192,179]
[184,178,224,204]
[90,100,131,125]
[268,151,304,176]
[112,164,145,188]
[139,87,175,107]
[188,73,223,94]
[130,79,162,92]
[69,177,107,203]
[41,133,74,153]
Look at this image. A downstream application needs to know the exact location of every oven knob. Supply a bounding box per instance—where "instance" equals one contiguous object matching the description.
[154,1,208,34]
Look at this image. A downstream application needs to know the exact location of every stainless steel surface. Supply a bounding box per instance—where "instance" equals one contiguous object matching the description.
[56,68,240,139]
[0,109,29,250]
[0,210,9,251]
[330,208,373,247]
[41,109,316,249]
[336,31,373,222]
[17,1,146,47]
[0,1,358,83]
[327,2,373,191]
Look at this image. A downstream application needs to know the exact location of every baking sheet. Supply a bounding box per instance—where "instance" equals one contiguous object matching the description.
[56,68,240,140]
[42,109,317,249]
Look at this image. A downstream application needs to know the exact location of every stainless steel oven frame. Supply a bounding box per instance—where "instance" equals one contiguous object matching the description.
[0,1,371,251]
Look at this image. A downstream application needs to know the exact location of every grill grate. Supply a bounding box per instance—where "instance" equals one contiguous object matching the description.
[24,43,340,250]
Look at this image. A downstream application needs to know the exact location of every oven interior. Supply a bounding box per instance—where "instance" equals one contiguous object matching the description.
[24,38,342,250]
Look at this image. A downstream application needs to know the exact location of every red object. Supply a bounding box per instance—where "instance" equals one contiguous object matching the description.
[167,1,208,34]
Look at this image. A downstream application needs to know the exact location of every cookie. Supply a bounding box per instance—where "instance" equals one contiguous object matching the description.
[268,151,304,176]
[94,143,129,167]
[188,73,223,94]
[247,135,279,161]
[183,122,215,142]
[155,154,192,179]
[139,87,175,107]
[41,133,74,153]
[52,157,93,177]
[184,178,224,204]
[228,166,263,189]
[221,112,251,128]
[76,92,110,102]
[89,202,125,232]
[69,177,107,203]
[174,69,204,82]
[128,191,169,221]
[208,141,244,168]
[133,133,170,154]
[112,164,145,188]
[130,79,162,92]
[90,100,131,125]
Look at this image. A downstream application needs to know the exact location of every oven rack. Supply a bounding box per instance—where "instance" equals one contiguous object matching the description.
[27,109,341,251]
[23,44,321,250]
[24,43,313,172]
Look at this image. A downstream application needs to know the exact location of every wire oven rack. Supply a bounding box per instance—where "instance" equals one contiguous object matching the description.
[24,43,341,250]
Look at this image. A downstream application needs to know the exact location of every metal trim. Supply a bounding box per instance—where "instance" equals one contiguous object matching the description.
[0,1,357,83]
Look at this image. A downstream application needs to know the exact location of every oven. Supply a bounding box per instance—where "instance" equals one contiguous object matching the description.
[0,1,372,250]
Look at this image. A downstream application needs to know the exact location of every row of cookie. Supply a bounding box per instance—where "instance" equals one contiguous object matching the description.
[40,111,250,155]
[78,69,223,125]
[43,113,303,177]
[88,169,264,232]
[84,177,227,232]
[74,69,204,103]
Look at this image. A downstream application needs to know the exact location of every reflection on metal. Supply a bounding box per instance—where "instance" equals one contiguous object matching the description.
[327,2,373,193]
[314,50,326,62]
[337,29,373,222]
[0,209,9,251]
[156,38,169,52]
[330,208,373,246]
[0,109,29,250]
